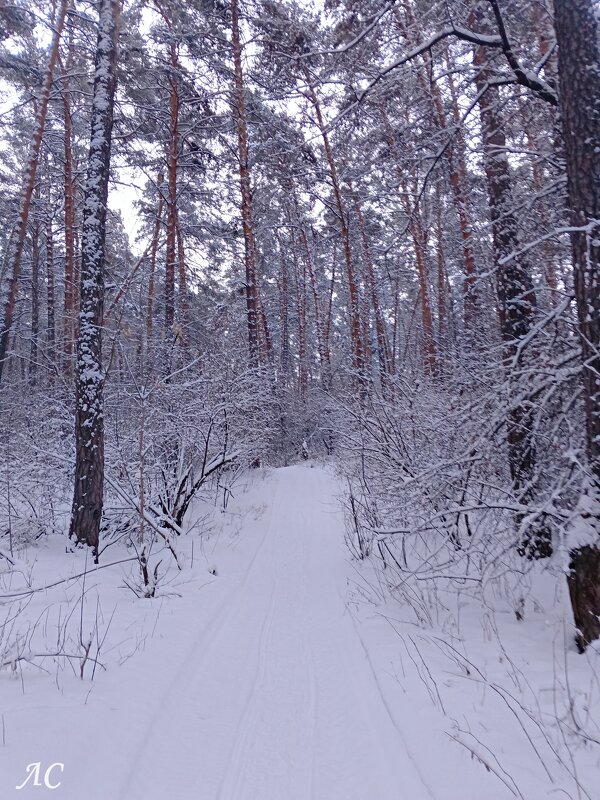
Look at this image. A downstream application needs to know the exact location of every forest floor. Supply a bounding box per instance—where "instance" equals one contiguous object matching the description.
[0,464,598,799]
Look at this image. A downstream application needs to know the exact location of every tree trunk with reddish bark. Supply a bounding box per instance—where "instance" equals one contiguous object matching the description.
[231,0,260,366]
[395,4,479,326]
[165,41,179,332]
[555,0,600,650]
[303,74,366,384]
[0,0,69,383]
[399,175,438,376]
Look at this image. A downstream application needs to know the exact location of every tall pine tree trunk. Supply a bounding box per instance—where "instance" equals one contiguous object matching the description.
[68,0,120,558]
[45,203,56,363]
[146,175,164,342]
[231,0,260,366]
[290,228,308,395]
[443,62,479,327]
[435,186,449,359]
[303,74,366,384]
[473,39,544,556]
[29,206,40,380]
[554,0,600,650]
[395,4,479,326]
[277,240,290,382]
[351,188,392,385]
[62,12,77,371]
[0,0,69,383]
[399,173,438,376]
[289,188,330,386]
[165,41,179,332]
[176,217,189,339]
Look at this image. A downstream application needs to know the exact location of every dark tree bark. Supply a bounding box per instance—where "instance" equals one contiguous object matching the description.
[472,38,546,556]
[555,0,600,650]
[68,0,120,558]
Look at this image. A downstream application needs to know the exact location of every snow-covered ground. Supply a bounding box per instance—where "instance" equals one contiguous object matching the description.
[0,464,598,799]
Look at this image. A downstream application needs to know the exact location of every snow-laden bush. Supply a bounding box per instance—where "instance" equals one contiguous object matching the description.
[0,385,73,551]
[337,324,584,603]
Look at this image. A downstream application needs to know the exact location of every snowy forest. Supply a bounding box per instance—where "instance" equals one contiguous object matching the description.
[0,0,599,798]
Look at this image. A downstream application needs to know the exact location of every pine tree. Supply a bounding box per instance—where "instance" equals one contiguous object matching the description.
[69,0,120,557]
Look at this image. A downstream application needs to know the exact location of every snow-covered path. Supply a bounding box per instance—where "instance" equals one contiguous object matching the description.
[4,464,508,800]
[3,464,596,800]
[116,464,434,800]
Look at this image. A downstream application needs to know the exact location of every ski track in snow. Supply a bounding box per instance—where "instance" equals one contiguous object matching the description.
[113,464,436,800]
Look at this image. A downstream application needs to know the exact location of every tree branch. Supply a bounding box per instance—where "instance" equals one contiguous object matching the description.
[487,0,558,106]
